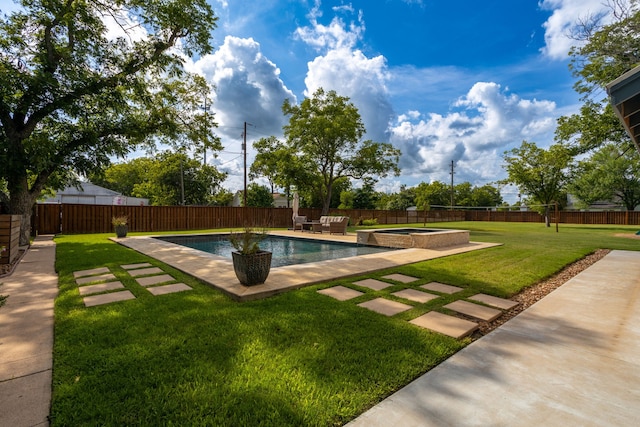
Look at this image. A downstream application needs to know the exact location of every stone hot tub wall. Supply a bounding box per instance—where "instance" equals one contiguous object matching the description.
[357,229,469,249]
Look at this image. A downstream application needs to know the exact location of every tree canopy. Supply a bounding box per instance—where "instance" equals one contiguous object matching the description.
[278,88,401,214]
[502,141,571,226]
[244,183,275,208]
[91,151,227,206]
[0,0,218,243]
[569,143,640,211]
[555,1,640,154]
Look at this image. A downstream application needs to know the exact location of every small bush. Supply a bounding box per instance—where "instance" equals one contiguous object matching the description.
[362,218,378,226]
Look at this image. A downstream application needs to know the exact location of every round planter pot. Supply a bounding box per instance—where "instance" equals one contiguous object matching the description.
[114,225,128,238]
[232,250,272,286]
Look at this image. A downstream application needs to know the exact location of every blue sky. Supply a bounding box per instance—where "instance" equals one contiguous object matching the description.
[192,0,613,202]
[0,0,622,202]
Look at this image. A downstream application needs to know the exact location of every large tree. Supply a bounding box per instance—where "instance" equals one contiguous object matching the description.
[92,151,227,206]
[502,141,571,226]
[244,183,274,208]
[0,0,217,244]
[414,181,450,210]
[281,88,401,214]
[569,143,640,210]
[455,183,503,208]
[555,1,640,154]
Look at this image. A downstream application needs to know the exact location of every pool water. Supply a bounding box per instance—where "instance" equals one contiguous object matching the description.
[155,234,397,268]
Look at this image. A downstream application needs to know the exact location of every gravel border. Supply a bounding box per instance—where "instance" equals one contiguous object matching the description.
[472,249,611,337]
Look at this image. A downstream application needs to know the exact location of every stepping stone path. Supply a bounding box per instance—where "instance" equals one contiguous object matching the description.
[318,274,519,339]
[73,264,192,307]
[76,273,117,285]
[317,286,364,301]
[470,293,519,310]
[382,273,419,283]
[353,278,394,291]
[410,311,478,339]
[136,274,175,287]
[83,291,136,307]
[421,282,463,294]
[78,281,125,296]
[146,283,192,296]
[358,298,413,316]
[128,267,164,277]
[392,288,438,304]
[444,300,502,322]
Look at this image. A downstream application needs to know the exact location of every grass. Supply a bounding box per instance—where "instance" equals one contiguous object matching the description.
[51,222,640,426]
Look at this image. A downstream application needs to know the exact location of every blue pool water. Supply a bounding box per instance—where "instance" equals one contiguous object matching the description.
[155,234,397,268]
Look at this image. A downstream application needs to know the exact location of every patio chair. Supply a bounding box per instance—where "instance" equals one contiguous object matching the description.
[293,215,307,231]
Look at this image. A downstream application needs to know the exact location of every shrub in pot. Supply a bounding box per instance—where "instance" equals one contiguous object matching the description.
[228,227,272,286]
[112,216,128,238]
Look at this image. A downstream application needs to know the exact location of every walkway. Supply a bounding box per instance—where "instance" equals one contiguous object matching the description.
[0,236,57,427]
[347,249,640,426]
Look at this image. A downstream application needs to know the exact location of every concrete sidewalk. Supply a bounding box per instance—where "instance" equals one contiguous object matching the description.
[348,249,640,426]
[0,236,57,427]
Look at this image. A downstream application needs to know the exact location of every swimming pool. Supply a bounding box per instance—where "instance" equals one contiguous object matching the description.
[155,234,397,268]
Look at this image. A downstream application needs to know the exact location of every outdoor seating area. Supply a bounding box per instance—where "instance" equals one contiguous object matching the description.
[293,215,350,234]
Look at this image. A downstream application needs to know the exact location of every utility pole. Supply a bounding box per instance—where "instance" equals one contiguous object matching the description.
[202,97,208,166]
[243,121,247,207]
[180,160,185,205]
[450,160,455,210]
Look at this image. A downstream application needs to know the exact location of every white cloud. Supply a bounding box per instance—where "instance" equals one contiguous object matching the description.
[388,82,557,186]
[539,0,627,60]
[186,35,296,191]
[295,4,365,51]
[295,3,393,141]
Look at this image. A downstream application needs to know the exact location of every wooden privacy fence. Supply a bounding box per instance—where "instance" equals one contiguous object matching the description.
[32,204,640,235]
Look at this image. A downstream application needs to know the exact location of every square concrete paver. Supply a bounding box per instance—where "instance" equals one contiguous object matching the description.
[136,274,175,287]
[410,311,478,339]
[146,283,192,296]
[78,281,124,296]
[318,286,364,301]
[470,293,519,310]
[421,282,463,294]
[382,273,419,283]
[358,298,413,316]
[121,262,152,270]
[353,279,393,291]
[73,267,110,278]
[76,273,117,285]
[128,267,164,277]
[392,289,439,304]
[83,291,136,307]
[444,300,502,322]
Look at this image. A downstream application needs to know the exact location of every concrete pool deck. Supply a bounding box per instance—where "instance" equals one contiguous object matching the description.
[114,230,501,301]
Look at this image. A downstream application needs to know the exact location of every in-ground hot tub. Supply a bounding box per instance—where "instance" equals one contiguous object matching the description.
[356,228,469,249]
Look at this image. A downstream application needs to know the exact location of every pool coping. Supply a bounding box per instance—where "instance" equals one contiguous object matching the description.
[112,230,501,301]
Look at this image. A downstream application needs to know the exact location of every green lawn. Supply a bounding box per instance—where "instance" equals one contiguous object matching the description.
[51,222,639,426]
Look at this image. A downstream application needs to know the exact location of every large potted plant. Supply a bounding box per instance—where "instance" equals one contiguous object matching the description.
[228,227,272,286]
[112,216,128,238]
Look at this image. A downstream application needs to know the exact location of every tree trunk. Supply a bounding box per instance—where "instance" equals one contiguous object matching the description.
[544,206,551,227]
[7,179,37,246]
[321,182,333,216]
